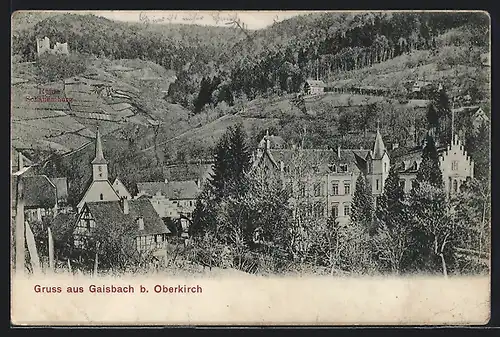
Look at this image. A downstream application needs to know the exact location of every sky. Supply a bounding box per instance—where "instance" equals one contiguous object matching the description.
[79,10,325,30]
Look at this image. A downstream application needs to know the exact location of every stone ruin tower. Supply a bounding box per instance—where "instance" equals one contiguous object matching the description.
[36,37,69,57]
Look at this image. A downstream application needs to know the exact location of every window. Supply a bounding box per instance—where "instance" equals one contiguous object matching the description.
[344,182,350,195]
[331,182,339,195]
[399,180,406,190]
[339,164,348,173]
[331,204,339,218]
[452,160,459,171]
[344,204,351,217]
[376,179,380,191]
[189,201,193,207]
[384,163,387,173]
[299,182,306,197]
[314,182,322,197]
[453,180,458,193]
[98,166,102,172]
[329,164,336,172]
[86,219,91,231]
[99,193,103,201]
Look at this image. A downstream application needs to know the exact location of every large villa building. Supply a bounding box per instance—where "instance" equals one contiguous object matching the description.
[251,129,475,224]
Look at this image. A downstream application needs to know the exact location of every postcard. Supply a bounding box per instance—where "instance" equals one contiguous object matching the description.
[10,10,491,326]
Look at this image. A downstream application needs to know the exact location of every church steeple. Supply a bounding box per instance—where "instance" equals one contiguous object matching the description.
[92,127,107,165]
[372,121,386,160]
[91,127,108,181]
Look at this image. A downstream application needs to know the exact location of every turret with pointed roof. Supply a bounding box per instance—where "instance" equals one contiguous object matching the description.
[91,127,108,181]
[372,122,387,160]
[91,127,108,165]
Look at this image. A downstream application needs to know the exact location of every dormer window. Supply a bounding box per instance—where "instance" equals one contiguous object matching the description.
[137,217,144,231]
[339,164,348,172]
[329,164,336,172]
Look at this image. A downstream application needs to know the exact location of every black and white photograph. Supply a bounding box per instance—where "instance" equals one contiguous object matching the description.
[10,10,491,325]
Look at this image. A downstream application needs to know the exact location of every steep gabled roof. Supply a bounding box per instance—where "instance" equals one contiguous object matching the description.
[128,199,170,236]
[11,175,57,209]
[85,200,170,237]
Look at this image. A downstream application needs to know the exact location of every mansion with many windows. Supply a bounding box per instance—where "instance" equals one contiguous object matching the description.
[251,129,474,224]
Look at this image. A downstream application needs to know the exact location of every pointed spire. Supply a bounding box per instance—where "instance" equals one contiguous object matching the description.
[372,122,386,160]
[91,127,108,165]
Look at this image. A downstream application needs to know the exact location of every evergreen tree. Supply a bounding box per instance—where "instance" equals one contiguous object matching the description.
[467,123,490,182]
[351,173,374,234]
[191,124,252,239]
[376,164,405,229]
[373,165,412,273]
[415,135,443,188]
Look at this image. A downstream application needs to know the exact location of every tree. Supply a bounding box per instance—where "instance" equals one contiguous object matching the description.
[408,182,454,277]
[191,124,252,240]
[415,135,443,188]
[351,173,374,234]
[467,123,490,183]
[373,165,411,274]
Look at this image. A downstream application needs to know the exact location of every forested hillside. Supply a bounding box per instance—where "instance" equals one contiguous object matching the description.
[13,12,489,114]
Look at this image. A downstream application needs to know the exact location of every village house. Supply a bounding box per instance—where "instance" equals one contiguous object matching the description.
[162,159,214,189]
[135,180,200,234]
[303,79,326,96]
[11,151,70,223]
[73,127,169,254]
[252,127,474,223]
[451,106,490,135]
[74,198,170,253]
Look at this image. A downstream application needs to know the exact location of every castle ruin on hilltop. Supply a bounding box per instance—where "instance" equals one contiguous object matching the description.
[36,37,69,57]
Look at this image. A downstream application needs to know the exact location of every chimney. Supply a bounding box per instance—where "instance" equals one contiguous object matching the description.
[393,143,399,150]
[137,217,144,231]
[337,146,341,159]
[18,152,24,171]
[121,197,129,215]
[266,138,271,150]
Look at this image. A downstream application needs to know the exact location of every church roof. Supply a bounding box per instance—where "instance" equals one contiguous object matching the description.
[91,127,108,165]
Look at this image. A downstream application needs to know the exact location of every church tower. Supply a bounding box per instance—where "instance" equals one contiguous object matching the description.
[367,123,390,197]
[92,127,108,181]
[77,127,120,211]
